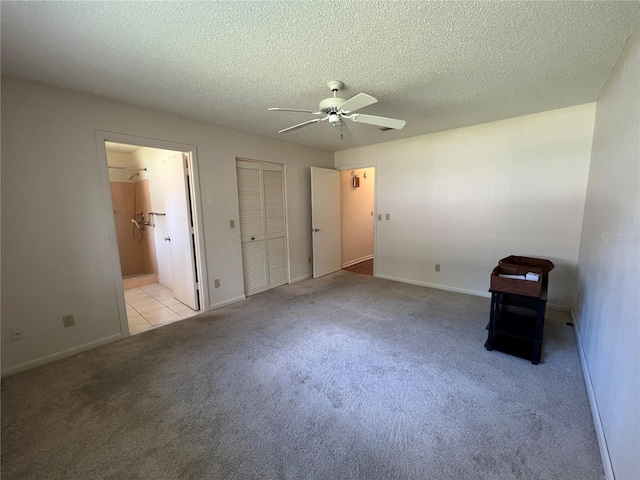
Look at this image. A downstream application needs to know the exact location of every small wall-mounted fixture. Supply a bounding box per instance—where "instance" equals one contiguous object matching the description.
[351,170,360,188]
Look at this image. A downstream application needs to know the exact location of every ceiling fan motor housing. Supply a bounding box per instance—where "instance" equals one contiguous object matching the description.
[319,97,347,114]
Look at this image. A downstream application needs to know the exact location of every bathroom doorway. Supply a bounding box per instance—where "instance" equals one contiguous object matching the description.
[99,134,207,336]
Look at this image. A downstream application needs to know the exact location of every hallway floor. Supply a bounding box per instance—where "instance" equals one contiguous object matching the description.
[342,258,373,276]
[124,283,198,335]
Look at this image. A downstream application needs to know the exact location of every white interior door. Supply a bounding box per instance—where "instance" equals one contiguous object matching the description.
[262,165,288,288]
[237,160,289,296]
[311,167,341,278]
[165,153,199,310]
[237,162,268,295]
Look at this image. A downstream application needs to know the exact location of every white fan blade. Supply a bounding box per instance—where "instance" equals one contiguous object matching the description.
[278,118,323,133]
[338,93,378,113]
[350,114,406,130]
[268,108,320,114]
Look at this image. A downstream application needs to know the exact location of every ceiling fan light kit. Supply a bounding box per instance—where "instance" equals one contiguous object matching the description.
[269,80,406,139]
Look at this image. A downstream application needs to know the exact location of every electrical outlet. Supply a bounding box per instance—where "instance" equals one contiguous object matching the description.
[10,328,24,341]
[63,314,75,328]
[214,279,221,288]
[308,256,312,264]
[435,264,441,272]
[386,213,390,220]
[230,219,235,229]
[378,214,382,221]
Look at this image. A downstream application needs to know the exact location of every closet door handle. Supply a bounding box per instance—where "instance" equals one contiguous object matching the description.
[164,236,171,242]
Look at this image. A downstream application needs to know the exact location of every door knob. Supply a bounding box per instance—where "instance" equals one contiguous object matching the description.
[312,228,320,232]
[164,236,171,241]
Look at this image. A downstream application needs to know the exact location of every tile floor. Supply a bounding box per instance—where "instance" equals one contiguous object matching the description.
[124,283,198,335]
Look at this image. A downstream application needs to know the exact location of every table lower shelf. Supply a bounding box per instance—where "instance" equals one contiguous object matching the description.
[485,333,541,364]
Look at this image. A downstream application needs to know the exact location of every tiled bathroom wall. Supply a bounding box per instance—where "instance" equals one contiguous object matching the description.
[110,180,158,277]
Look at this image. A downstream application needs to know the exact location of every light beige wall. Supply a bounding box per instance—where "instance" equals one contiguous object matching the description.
[575,27,639,480]
[1,77,333,374]
[335,104,596,308]
[340,167,375,266]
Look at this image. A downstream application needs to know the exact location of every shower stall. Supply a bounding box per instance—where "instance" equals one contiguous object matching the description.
[109,166,159,288]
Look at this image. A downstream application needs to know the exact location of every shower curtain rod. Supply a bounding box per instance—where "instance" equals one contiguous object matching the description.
[108,166,147,171]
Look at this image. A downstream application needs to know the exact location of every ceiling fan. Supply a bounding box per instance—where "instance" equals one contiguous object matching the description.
[268,81,406,140]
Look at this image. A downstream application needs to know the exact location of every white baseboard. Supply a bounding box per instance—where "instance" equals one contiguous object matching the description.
[342,255,374,268]
[374,274,570,311]
[376,274,491,298]
[571,309,614,480]
[290,274,312,284]
[1,333,123,378]
[208,295,246,310]
[547,302,571,312]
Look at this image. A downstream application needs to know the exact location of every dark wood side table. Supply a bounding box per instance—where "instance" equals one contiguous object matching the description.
[485,278,548,365]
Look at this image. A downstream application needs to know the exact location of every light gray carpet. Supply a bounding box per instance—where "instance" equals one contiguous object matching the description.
[2,271,603,479]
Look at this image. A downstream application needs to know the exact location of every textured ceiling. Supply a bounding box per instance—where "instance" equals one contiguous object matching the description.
[2,1,639,152]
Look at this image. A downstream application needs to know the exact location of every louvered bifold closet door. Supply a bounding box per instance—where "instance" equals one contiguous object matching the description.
[262,165,287,288]
[237,162,267,295]
[237,160,289,296]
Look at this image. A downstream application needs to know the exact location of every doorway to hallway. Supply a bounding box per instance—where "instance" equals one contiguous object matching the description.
[340,167,375,275]
[310,166,376,279]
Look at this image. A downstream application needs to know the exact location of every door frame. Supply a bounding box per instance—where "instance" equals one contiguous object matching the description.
[96,130,209,336]
[336,163,378,277]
